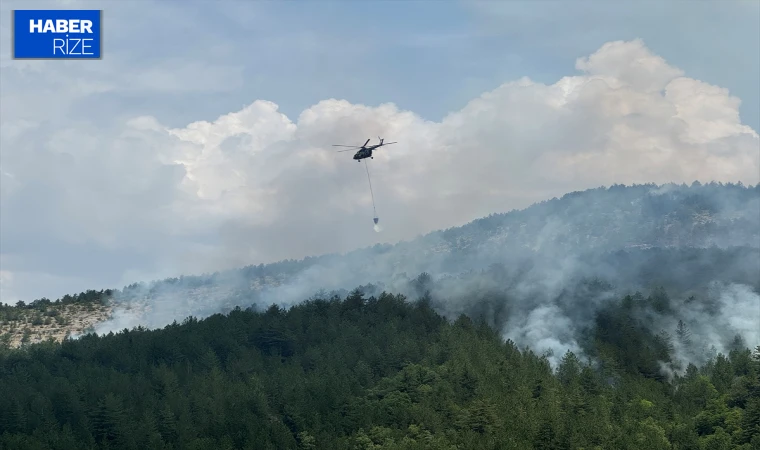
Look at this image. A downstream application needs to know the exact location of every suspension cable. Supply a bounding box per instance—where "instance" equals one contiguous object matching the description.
[364,159,377,219]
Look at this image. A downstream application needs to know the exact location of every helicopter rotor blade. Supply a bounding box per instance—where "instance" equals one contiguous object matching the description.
[335,149,356,152]
[363,138,370,147]
[332,145,362,148]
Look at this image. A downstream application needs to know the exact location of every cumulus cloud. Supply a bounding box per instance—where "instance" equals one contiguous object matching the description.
[1,39,759,301]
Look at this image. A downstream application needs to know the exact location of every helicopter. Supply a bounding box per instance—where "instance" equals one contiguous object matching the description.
[333,137,397,161]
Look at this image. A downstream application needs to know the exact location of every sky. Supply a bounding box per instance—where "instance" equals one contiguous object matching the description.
[1,0,759,303]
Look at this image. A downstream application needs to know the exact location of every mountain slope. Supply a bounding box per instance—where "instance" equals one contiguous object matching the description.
[4,292,759,449]
[2,182,758,352]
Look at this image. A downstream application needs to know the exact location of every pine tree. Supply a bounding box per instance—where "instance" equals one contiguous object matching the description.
[557,351,581,387]
[158,403,178,445]
[739,396,760,445]
[676,320,692,347]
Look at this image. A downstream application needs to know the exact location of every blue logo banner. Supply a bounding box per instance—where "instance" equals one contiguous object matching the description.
[13,10,102,59]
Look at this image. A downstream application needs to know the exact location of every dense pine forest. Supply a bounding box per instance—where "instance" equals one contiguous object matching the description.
[2,183,758,448]
[1,288,759,449]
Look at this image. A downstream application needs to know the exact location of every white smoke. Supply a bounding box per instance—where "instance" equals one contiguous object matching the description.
[6,33,756,373]
[504,304,585,368]
[81,181,760,374]
[3,39,759,305]
[665,282,760,370]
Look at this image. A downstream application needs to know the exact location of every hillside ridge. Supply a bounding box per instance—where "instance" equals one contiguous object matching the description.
[2,182,758,347]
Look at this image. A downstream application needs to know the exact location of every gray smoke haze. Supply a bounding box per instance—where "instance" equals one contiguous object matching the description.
[3,37,759,305]
[665,282,760,367]
[88,183,760,371]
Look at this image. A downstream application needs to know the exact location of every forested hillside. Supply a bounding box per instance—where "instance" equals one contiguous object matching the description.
[2,184,758,372]
[3,182,753,340]
[0,293,113,347]
[1,182,759,449]
[1,290,759,449]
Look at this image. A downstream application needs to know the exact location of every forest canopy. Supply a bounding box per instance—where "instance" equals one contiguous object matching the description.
[1,289,758,450]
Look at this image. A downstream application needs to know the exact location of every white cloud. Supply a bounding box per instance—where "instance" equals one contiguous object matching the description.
[1,39,758,301]
[575,39,685,93]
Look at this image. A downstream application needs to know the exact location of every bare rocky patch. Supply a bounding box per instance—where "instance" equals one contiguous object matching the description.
[0,303,113,348]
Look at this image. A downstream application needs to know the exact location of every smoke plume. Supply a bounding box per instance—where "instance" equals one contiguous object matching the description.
[89,183,760,372]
